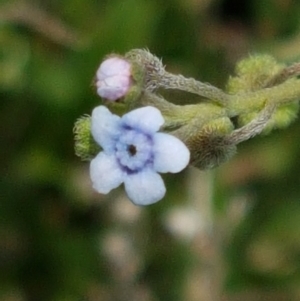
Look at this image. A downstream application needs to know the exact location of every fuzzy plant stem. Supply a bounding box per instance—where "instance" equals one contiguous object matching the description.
[141,91,228,130]
[127,48,229,104]
[227,79,300,117]
[264,62,300,87]
[226,103,277,145]
[160,72,230,105]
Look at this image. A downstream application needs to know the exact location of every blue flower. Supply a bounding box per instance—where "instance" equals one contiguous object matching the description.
[90,106,190,205]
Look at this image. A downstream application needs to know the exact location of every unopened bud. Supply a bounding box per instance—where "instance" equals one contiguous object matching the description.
[96,57,132,101]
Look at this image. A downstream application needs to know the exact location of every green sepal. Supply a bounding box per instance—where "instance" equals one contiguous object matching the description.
[237,101,299,134]
[73,115,100,161]
[227,54,284,93]
[177,117,236,170]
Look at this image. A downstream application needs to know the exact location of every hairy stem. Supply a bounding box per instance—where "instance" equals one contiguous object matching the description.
[227,79,300,117]
[161,72,230,105]
[265,62,300,87]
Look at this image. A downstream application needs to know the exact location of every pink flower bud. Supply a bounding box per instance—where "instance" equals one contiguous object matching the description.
[96,57,132,101]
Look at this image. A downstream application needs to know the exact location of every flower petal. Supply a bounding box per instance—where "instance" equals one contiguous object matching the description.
[90,152,124,194]
[124,170,166,205]
[121,106,164,134]
[91,106,121,152]
[153,133,190,173]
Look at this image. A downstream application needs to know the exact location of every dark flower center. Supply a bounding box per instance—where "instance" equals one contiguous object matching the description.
[128,144,137,156]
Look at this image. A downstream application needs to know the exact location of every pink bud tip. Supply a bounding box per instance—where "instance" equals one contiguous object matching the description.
[96,57,132,101]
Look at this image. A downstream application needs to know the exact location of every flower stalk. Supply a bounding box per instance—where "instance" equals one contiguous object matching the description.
[158,72,230,105]
[227,79,300,117]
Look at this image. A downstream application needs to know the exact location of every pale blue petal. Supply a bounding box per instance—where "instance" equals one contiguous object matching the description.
[121,106,164,134]
[153,133,190,173]
[124,170,166,205]
[90,152,124,194]
[91,106,121,152]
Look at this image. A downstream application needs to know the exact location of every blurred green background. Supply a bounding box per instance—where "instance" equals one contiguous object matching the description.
[1,0,300,300]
